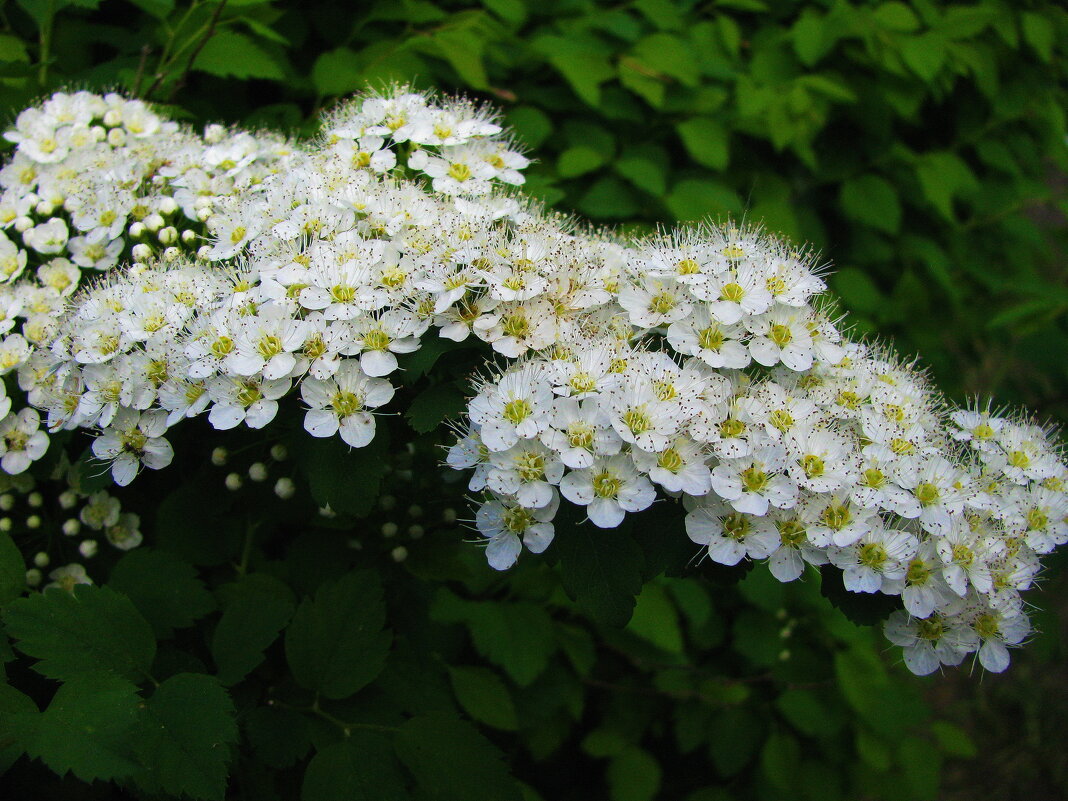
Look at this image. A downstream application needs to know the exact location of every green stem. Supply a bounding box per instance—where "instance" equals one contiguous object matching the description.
[269,697,400,737]
[37,0,55,86]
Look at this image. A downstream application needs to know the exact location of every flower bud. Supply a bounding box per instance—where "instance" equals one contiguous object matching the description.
[391,546,408,563]
[225,472,243,491]
[107,127,126,147]
[248,462,268,482]
[211,447,228,466]
[158,226,178,245]
[274,477,295,500]
[158,196,178,215]
[62,518,81,537]
[27,492,42,508]
[381,522,398,538]
[144,213,164,232]
[131,243,152,262]
[25,568,41,587]
[34,551,49,568]
[270,443,288,461]
[26,515,41,529]
[79,540,98,558]
[59,490,77,509]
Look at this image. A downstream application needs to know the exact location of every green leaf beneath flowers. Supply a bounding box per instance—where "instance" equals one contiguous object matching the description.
[302,732,408,801]
[2,584,156,684]
[0,530,24,606]
[194,30,286,81]
[109,549,216,639]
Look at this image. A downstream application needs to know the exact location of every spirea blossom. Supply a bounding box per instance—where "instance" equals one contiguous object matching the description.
[0,87,1064,676]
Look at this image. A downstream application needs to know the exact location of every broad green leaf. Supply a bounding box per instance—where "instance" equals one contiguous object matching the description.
[20,674,141,783]
[578,176,640,219]
[626,583,683,653]
[434,25,488,89]
[630,33,699,87]
[619,59,666,107]
[761,731,800,791]
[285,570,392,699]
[665,179,742,222]
[395,713,522,801]
[0,34,29,63]
[899,736,942,798]
[554,523,644,628]
[132,673,237,801]
[194,30,286,81]
[900,33,945,81]
[302,733,408,801]
[873,2,921,33]
[0,682,36,773]
[406,383,467,433]
[532,35,614,106]
[244,706,311,768]
[915,151,979,220]
[614,144,668,195]
[127,0,174,18]
[2,585,155,683]
[839,174,902,233]
[312,48,364,97]
[676,117,729,170]
[296,430,389,517]
[0,530,24,605]
[449,666,518,730]
[212,592,294,685]
[1022,11,1054,62]
[506,106,552,149]
[557,145,607,178]
[791,10,831,66]
[930,721,977,757]
[775,689,840,737]
[607,746,660,801]
[832,268,885,315]
[109,549,215,639]
[708,707,762,776]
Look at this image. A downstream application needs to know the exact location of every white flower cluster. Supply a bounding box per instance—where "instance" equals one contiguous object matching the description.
[0,88,1063,676]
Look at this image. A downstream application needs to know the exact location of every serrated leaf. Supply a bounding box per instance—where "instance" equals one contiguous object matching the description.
[296,431,389,517]
[212,592,293,685]
[676,117,729,170]
[0,530,24,605]
[194,30,285,81]
[303,733,408,801]
[839,174,901,233]
[626,583,683,653]
[109,549,215,639]
[395,714,522,801]
[132,673,237,801]
[449,666,518,730]
[555,522,644,628]
[406,384,467,434]
[285,571,392,699]
[244,706,311,768]
[0,682,36,773]
[20,674,141,783]
[3,585,156,683]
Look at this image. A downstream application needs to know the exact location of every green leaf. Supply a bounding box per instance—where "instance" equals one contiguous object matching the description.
[676,117,729,170]
[873,2,921,33]
[127,0,174,18]
[302,733,408,801]
[901,33,945,81]
[0,33,29,63]
[614,144,668,195]
[899,735,942,798]
[532,35,614,106]
[433,25,489,89]
[630,33,699,87]
[791,10,831,66]
[831,268,885,315]
[607,746,660,801]
[761,731,800,791]
[2,585,156,683]
[0,682,37,773]
[930,721,977,758]
[194,30,286,80]
[285,570,392,700]
[212,592,294,686]
[394,713,522,801]
[578,176,640,219]
[312,48,364,97]
[775,689,840,737]
[506,106,552,149]
[1022,12,1054,62]
[296,430,389,516]
[626,583,683,653]
[665,179,742,222]
[839,174,902,233]
[915,151,979,220]
[132,673,237,801]
[432,591,555,686]
[554,523,645,628]
[449,666,518,731]
[0,530,24,606]
[19,675,141,783]
[406,383,467,434]
[109,549,215,639]
[244,706,311,768]
[708,707,762,776]
[557,145,607,178]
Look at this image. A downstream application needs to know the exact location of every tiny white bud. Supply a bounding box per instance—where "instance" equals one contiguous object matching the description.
[0,517,11,531]
[211,447,228,466]
[391,546,408,563]
[0,494,13,511]
[379,494,396,511]
[270,443,288,461]
[25,568,41,587]
[131,243,153,262]
[103,109,122,127]
[225,472,243,491]
[407,504,423,519]
[59,490,78,509]
[381,522,398,538]
[162,246,181,262]
[79,540,98,559]
[33,551,50,568]
[181,229,198,245]
[35,200,54,216]
[27,492,42,508]
[158,226,178,245]
[107,127,126,147]
[318,504,336,519]
[26,515,41,529]
[90,124,106,140]
[408,524,424,540]
[144,213,164,232]
[129,221,146,238]
[158,196,178,215]
[196,207,212,222]
[14,216,33,233]
[248,462,268,482]
[62,518,81,537]
[273,477,295,500]
[778,649,791,662]
[197,245,212,260]
[442,507,457,524]
[204,123,226,143]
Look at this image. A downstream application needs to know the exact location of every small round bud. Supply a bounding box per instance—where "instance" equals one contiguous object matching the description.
[90,124,106,140]
[381,522,398,538]
[225,472,243,491]
[778,649,791,661]
[407,504,423,519]
[196,245,212,260]
[25,568,41,587]
[181,229,198,245]
[442,507,457,524]
[129,221,146,238]
[103,109,122,127]
[35,200,54,216]
[779,626,792,640]
[273,477,295,500]
[211,447,228,466]
[79,540,98,559]
[0,494,13,511]
[196,207,212,222]
[162,246,181,262]
[26,515,41,529]
[408,524,424,540]
[775,608,788,620]
[107,127,126,147]
[59,490,78,509]
[33,551,50,568]
[0,518,11,532]
[270,443,288,461]
[248,462,268,482]
[204,123,226,144]
[379,494,396,511]
[144,213,164,232]
[391,546,409,563]
[131,243,153,262]
[157,226,178,246]
[14,216,33,233]
[158,196,178,215]
[27,492,42,508]
[62,518,81,537]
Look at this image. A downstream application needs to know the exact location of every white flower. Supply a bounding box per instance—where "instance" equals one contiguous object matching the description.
[487,440,564,509]
[685,499,777,566]
[828,525,918,593]
[710,444,797,516]
[539,397,621,469]
[23,218,68,255]
[559,454,656,528]
[475,493,557,570]
[207,376,290,430]
[632,436,712,496]
[0,408,48,474]
[468,365,553,452]
[301,360,394,448]
[92,408,173,486]
[884,610,977,676]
